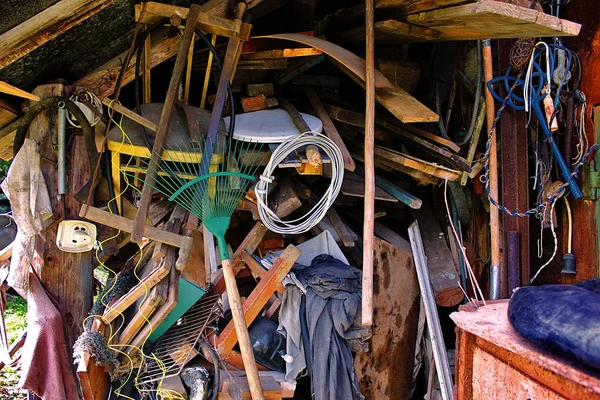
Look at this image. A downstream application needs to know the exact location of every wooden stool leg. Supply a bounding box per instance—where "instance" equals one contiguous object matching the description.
[134,156,142,189]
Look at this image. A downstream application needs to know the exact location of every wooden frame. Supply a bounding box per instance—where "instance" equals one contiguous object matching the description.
[216,244,300,357]
[0,0,117,69]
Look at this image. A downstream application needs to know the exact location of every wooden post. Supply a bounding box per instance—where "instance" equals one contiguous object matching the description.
[131,5,201,243]
[483,40,501,299]
[362,0,376,327]
[497,40,529,290]
[30,84,94,358]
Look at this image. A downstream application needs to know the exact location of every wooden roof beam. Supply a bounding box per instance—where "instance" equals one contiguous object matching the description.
[74,0,274,99]
[0,0,117,70]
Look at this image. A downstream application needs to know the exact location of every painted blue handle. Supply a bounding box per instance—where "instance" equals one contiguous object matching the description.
[533,105,582,199]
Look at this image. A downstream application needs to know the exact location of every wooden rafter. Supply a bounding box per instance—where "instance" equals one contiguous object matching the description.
[73,0,275,99]
[0,0,117,70]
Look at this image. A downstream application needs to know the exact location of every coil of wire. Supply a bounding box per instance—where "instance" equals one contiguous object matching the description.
[255,132,344,234]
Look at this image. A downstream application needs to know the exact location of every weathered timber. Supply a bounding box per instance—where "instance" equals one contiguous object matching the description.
[453,301,600,399]
[405,0,580,41]
[411,199,463,307]
[340,20,441,44]
[355,238,420,399]
[0,0,117,69]
[305,87,355,171]
[255,33,438,123]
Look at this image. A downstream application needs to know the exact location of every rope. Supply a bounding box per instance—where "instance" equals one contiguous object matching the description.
[483,73,598,218]
[255,132,344,234]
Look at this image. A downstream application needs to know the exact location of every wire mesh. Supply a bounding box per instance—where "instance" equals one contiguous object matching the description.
[136,292,222,388]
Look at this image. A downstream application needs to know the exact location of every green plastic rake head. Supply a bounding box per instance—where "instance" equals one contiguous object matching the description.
[132,136,267,261]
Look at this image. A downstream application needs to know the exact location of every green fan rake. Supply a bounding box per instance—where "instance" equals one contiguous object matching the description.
[132,135,268,396]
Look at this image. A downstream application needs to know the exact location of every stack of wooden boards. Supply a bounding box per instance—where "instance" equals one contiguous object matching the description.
[338,0,580,44]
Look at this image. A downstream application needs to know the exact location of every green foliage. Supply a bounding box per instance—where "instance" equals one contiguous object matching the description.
[0,159,11,183]
[0,294,27,399]
[4,295,26,344]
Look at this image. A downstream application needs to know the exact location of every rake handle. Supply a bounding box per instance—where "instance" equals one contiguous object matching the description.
[221,258,265,400]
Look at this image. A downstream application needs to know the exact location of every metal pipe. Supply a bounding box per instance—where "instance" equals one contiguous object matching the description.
[57,101,67,201]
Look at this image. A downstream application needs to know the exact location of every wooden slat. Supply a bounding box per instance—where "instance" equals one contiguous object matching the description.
[328,208,355,248]
[405,0,581,41]
[305,87,355,171]
[242,47,323,60]
[102,98,157,131]
[0,80,40,101]
[330,105,468,170]
[127,262,179,354]
[77,352,110,400]
[134,2,251,40]
[0,0,116,69]
[255,33,438,123]
[219,374,283,399]
[411,199,463,307]
[240,250,285,294]
[216,245,300,356]
[73,0,268,99]
[375,0,471,15]
[80,205,192,249]
[212,222,269,293]
[340,20,441,44]
[342,173,398,202]
[116,287,162,345]
[102,258,171,323]
[351,139,462,181]
[330,105,460,152]
[354,165,421,209]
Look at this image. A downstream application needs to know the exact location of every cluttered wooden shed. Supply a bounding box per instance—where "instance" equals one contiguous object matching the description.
[0,0,599,399]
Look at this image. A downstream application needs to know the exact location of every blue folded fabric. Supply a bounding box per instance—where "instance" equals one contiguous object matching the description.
[508,279,600,370]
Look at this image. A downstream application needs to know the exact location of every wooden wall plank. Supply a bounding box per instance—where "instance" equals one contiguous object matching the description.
[354,237,420,399]
[557,1,599,283]
[29,84,94,356]
[452,302,600,399]
[405,0,581,41]
[0,0,117,69]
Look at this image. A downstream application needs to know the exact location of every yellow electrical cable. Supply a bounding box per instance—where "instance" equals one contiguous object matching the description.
[82,101,174,399]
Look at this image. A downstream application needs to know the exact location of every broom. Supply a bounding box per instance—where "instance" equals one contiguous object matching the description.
[133,135,268,399]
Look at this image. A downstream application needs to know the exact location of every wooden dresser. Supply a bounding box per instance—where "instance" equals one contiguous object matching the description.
[452,301,600,399]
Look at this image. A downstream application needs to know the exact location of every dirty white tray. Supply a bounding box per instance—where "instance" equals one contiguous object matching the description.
[224,108,323,143]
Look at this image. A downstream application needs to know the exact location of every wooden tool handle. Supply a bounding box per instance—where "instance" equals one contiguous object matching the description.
[234,2,248,21]
[131,4,201,243]
[362,0,376,327]
[221,258,265,400]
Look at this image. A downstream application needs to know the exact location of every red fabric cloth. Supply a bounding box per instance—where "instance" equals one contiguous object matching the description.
[19,271,79,399]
